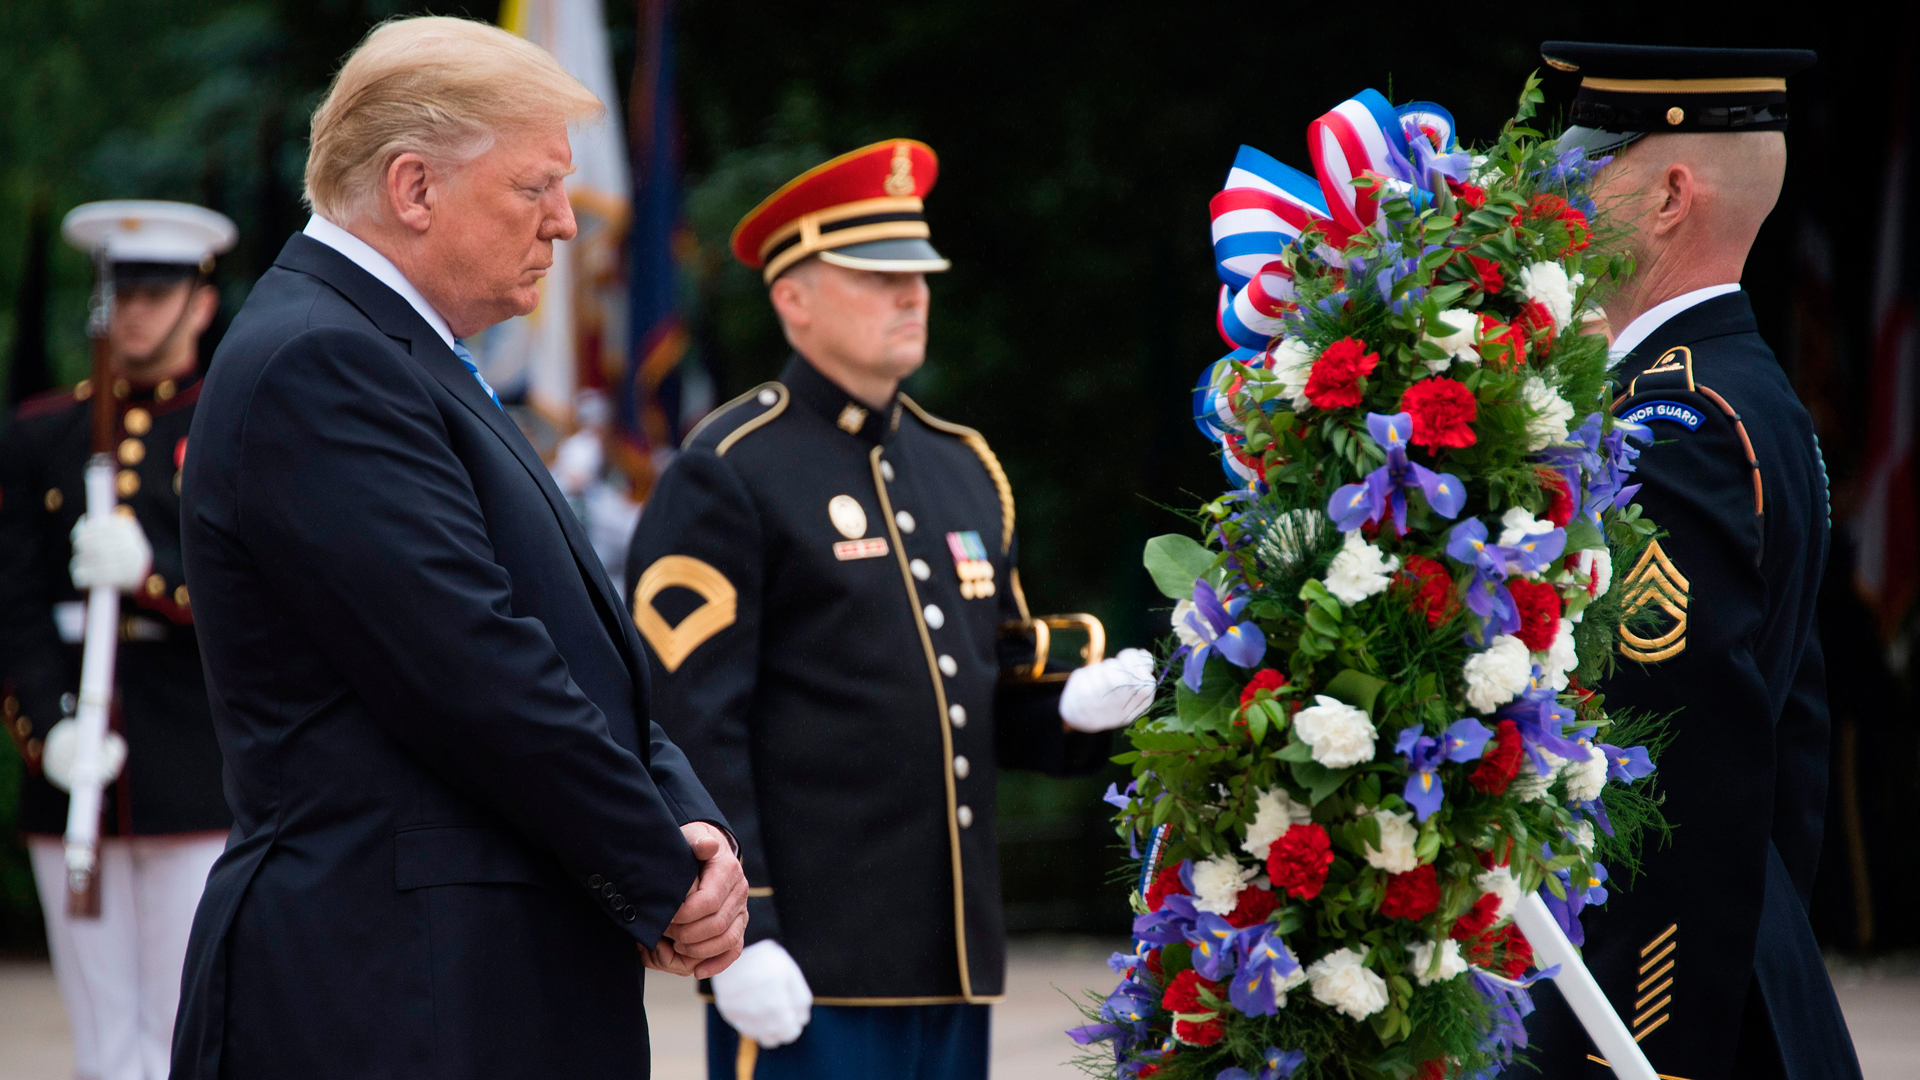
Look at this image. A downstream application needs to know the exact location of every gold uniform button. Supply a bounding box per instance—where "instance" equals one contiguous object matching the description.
[957,805,974,829]
[174,585,190,607]
[1666,106,1685,126]
[116,470,140,497]
[948,704,967,728]
[938,654,957,677]
[74,379,92,401]
[112,505,135,519]
[124,407,152,435]
[13,717,28,738]
[173,472,182,495]
[44,488,63,512]
[910,558,931,581]
[112,378,130,399]
[923,604,945,629]
[145,574,166,597]
[953,755,970,779]
[155,379,176,401]
[118,438,146,465]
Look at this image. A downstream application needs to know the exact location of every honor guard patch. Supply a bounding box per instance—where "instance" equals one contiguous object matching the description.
[632,555,738,672]
[947,530,996,599]
[1618,400,1704,431]
[1619,540,1689,663]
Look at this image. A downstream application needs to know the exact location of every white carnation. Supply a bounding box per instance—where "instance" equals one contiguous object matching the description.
[1463,635,1532,713]
[1191,855,1255,915]
[1497,506,1555,547]
[1270,338,1316,408]
[1408,939,1468,986]
[1564,743,1608,803]
[1171,600,1206,649]
[1475,864,1522,923]
[1323,531,1400,606]
[1522,376,1575,451]
[1293,695,1378,768]
[1308,947,1390,1020]
[1571,820,1596,854]
[1243,787,1312,856]
[1518,262,1582,332]
[1544,618,1579,691]
[1362,809,1419,874]
[1510,749,1565,802]
[1422,309,1481,373]
[1577,547,1613,601]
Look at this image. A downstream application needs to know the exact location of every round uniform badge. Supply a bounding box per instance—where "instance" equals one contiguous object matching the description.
[827,494,868,539]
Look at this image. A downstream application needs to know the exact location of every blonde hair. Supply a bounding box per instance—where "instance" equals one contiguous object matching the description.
[304,16,603,224]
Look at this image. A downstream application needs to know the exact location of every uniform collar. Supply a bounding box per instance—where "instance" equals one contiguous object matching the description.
[1608,283,1742,363]
[780,353,901,445]
[1617,290,1759,380]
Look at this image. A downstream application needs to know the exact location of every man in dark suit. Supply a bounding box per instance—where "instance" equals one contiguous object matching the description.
[170,17,744,1079]
[1527,43,1859,1080]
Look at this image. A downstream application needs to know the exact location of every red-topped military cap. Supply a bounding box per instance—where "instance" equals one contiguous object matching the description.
[730,138,952,283]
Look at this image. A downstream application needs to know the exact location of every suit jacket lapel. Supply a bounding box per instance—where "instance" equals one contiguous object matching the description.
[273,235,650,681]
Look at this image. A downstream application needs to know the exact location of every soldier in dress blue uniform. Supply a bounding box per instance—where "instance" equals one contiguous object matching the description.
[1525,45,1862,1080]
[624,139,1156,1080]
[0,201,235,1080]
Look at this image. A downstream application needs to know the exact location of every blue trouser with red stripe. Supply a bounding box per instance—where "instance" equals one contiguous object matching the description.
[705,1002,989,1080]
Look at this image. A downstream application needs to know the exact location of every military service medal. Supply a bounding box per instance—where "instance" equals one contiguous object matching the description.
[946,530,995,598]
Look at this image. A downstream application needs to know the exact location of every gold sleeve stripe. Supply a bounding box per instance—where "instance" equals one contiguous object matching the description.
[632,555,738,672]
[898,395,1015,554]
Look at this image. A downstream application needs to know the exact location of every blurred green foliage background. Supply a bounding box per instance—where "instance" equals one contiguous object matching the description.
[0,0,1909,948]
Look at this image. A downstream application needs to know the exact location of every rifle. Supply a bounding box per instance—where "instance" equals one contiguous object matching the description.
[61,245,122,918]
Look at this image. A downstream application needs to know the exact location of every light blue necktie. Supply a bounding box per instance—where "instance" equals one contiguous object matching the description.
[451,340,503,411]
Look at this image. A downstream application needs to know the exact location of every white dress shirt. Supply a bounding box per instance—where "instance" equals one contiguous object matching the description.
[1607,282,1742,364]
[302,215,457,352]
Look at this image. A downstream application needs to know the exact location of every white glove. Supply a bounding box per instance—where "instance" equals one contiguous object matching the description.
[711,939,812,1048]
[70,512,152,592]
[1060,647,1157,732]
[42,719,128,792]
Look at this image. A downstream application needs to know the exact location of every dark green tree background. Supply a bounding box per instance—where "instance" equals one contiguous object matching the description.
[1,0,1909,947]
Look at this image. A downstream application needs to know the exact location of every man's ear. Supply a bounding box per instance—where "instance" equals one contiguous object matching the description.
[188,283,220,336]
[768,275,810,330]
[1652,163,1695,238]
[384,153,435,234]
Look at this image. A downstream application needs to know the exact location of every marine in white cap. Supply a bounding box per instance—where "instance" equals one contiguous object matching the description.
[0,200,236,1080]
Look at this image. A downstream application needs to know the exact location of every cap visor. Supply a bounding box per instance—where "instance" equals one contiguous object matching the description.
[816,237,950,274]
[1556,125,1643,158]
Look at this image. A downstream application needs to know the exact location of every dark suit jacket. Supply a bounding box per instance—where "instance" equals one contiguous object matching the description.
[172,234,725,1080]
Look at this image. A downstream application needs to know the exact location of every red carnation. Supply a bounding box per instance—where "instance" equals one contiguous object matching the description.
[1513,298,1557,360]
[1239,668,1288,708]
[1138,1066,1162,1078]
[1396,554,1457,628]
[1538,468,1575,527]
[1380,862,1441,921]
[1447,178,1487,211]
[1465,254,1505,294]
[1507,578,1563,652]
[1174,1017,1226,1046]
[1162,969,1221,1014]
[1143,948,1164,980]
[1399,378,1478,450]
[1500,924,1535,978]
[1450,891,1503,941]
[1303,337,1379,410]
[1225,884,1280,928]
[1520,194,1590,252]
[1266,822,1335,900]
[1476,315,1523,370]
[1145,864,1188,912]
[1417,1059,1447,1080]
[1470,720,1523,795]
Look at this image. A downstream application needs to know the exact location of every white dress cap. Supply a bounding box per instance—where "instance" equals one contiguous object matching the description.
[61,200,238,267]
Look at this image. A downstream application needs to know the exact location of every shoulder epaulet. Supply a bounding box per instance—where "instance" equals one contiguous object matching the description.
[899,394,1014,554]
[681,381,789,457]
[14,381,91,422]
[1614,343,1764,519]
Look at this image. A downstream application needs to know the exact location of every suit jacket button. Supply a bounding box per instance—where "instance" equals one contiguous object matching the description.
[622,907,637,922]
[602,882,616,897]
[588,874,605,889]
[610,894,625,908]
[957,805,974,828]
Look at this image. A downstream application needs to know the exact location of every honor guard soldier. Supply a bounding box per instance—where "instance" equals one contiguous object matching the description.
[0,201,235,1080]
[1526,46,1862,1079]
[625,140,1156,1080]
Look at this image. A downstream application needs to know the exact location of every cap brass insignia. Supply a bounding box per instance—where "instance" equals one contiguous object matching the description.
[1619,540,1689,662]
[883,140,915,197]
[828,494,869,539]
[633,555,738,672]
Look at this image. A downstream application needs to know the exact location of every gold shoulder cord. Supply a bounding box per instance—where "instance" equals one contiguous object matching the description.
[898,395,1014,554]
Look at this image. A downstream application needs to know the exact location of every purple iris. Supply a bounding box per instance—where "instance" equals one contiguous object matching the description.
[1068,947,1160,1056]
[1186,912,1240,980]
[1394,718,1494,821]
[1446,518,1566,643]
[1227,925,1302,1018]
[1540,854,1611,947]
[1469,972,1537,1070]
[1494,669,1587,776]
[1216,1046,1307,1080]
[1179,580,1267,691]
[1327,413,1467,533]
[1599,742,1655,783]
